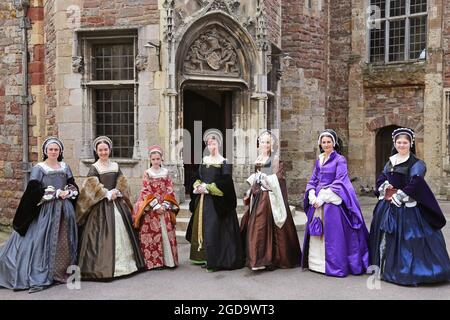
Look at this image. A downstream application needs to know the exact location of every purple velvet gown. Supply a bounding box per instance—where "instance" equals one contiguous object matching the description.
[302,151,369,277]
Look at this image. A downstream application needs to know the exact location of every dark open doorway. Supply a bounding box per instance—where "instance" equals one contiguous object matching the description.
[376,125,400,178]
[183,88,233,194]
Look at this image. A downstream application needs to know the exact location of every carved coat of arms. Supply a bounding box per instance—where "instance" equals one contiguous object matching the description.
[184,27,240,76]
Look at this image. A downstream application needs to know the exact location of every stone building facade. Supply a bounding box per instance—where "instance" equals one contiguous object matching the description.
[1,0,449,227]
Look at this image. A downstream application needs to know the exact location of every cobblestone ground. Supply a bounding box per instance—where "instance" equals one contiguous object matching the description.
[0,196,449,300]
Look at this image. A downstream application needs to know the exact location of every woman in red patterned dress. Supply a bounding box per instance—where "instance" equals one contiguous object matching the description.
[133,145,179,270]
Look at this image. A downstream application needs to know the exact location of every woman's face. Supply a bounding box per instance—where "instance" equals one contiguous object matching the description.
[150,152,162,168]
[259,134,272,156]
[320,136,334,154]
[46,143,60,161]
[96,142,110,161]
[395,135,411,156]
[207,138,219,155]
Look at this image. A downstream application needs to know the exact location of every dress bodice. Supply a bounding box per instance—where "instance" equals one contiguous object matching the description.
[382,154,422,189]
[90,161,120,190]
[98,172,119,190]
[314,152,340,186]
[199,163,224,184]
[255,156,273,175]
[31,162,72,189]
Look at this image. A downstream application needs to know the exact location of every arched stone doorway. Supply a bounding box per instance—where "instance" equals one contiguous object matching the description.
[167,11,266,198]
[375,125,400,177]
[181,83,235,194]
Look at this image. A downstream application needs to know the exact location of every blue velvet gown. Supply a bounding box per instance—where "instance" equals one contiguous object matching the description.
[369,154,450,285]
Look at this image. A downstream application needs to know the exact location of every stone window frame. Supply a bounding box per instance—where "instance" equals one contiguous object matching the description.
[303,0,322,16]
[367,0,427,64]
[77,29,141,162]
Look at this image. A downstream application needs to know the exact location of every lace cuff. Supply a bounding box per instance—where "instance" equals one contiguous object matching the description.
[37,186,57,206]
[317,188,342,205]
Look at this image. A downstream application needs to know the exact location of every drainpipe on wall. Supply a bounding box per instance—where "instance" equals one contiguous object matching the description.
[14,0,32,190]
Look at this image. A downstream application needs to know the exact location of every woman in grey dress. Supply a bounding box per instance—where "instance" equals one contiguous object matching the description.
[0,137,79,293]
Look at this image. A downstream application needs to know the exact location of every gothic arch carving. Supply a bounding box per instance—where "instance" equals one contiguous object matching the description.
[184,26,241,76]
[175,11,259,88]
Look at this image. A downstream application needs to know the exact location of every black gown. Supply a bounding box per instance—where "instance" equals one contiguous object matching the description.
[186,160,244,270]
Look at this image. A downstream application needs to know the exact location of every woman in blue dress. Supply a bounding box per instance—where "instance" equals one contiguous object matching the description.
[369,127,450,285]
[0,137,79,293]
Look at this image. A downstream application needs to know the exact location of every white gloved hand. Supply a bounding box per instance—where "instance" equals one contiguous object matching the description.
[200,183,209,194]
[391,193,402,207]
[113,189,123,198]
[314,196,324,208]
[106,190,114,201]
[308,189,317,205]
[163,200,172,210]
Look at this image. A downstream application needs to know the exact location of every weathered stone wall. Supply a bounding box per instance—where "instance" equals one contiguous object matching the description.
[81,0,159,27]
[327,0,351,146]
[364,86,424,142]
[444,0,450,87]
[0,1,23,225]
[363,65,426,144]
[418,0,444,194]
[43,0,56,137]
[441,1,450,196]
[348,0,444,194]
[280,0,328,203]
[0,0,43,226]
[264,0,281,48]
[45,0,161,197]
[28,0,44,162]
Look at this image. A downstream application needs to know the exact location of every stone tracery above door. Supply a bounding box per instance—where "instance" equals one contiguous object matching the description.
[183,27,241,77]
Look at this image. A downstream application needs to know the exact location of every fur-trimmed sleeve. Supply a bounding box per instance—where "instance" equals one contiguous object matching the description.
[75,166,108,225]
[13,166,46,236]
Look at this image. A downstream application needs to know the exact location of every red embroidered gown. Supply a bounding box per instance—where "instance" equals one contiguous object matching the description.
[133,168,178,269]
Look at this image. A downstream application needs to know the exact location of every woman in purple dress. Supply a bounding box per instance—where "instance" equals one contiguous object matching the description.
[301,129,369,277]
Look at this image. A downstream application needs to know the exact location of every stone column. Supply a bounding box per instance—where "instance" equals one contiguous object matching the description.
[347,0,366,185]
[423,0,444,193]
[53,0,83,175]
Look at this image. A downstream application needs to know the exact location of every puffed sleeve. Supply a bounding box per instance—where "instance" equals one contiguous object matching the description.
[401,160,446,229]
[12,166,45,236]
